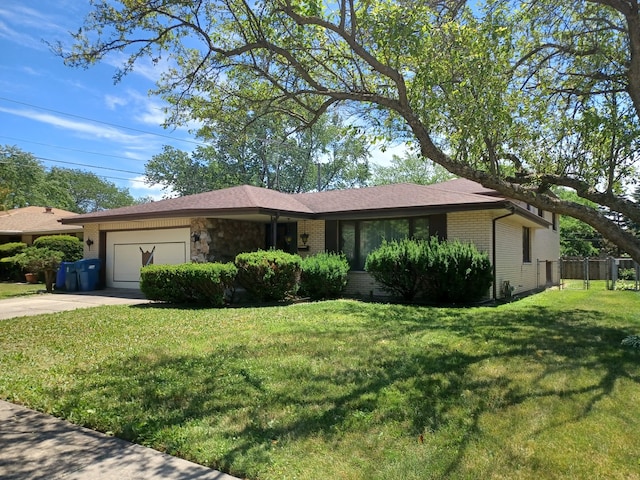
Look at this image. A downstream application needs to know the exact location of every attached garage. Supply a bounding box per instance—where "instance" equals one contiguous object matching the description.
[105,228,189,288]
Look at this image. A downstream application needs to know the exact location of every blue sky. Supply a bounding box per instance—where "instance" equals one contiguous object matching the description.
[0,2,400,200]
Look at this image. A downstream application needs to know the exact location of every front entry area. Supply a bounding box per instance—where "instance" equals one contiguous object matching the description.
[105,228,189,288]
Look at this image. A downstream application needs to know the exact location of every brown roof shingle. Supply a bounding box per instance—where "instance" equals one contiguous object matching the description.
[0,206,80,235]
[294,180,503,215]
[62,179,512,224]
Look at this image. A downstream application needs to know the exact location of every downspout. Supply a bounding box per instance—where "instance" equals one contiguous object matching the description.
[492,205,516,300]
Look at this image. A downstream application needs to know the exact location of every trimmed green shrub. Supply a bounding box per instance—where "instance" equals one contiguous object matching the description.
[0,242,27,281]
[365,237,493,303]
[423,238,493,303]
[11,247,64,292]
[33,235,83,262]
[140,262,237,306]
[0,242,27,258]
[235,250,301,302]
[299,252,349,300]
[365,239,430,300]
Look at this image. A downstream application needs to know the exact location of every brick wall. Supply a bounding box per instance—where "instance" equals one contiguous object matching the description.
[298,219,325,258]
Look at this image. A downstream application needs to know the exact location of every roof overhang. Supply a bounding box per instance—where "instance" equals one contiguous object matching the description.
[317,201,508,220]
[62,201,552,228]
[61,208,315,225]
[510,204,553,228]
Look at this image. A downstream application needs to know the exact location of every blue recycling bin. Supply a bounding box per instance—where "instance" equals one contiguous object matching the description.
[64,262,78,292]
[56,261,74,290]
[76,259,102,292]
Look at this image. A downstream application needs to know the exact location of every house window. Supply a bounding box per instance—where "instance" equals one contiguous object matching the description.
[552,213,557,231]
[522,227,531,263]
[538,208,544,217]
[339,217,429,270]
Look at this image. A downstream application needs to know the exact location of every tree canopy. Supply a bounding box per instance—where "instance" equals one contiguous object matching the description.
[57,0,640,262]
[371,151,454,186]
[0,145,138,213]
[145,112,370,195]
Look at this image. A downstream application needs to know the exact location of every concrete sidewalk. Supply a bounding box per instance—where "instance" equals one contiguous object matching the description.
[0,400,241,480]
[0,288,152,320]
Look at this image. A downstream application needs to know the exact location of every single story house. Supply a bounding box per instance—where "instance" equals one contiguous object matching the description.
[0,206,82,245]
[62,178,560,299]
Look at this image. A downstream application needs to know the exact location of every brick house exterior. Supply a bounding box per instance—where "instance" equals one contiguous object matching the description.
[63,179,559,299]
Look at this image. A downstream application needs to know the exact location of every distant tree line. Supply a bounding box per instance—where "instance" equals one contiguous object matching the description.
[0,145,147,213]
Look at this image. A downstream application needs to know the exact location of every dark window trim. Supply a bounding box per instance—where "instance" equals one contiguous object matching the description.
[338,215,436,271]
[523,226,531,263]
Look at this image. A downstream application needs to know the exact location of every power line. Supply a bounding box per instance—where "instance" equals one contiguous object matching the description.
[0,135,149,163]
[0,159,147,186]
[0,96,208,147]
[35,156,145,176]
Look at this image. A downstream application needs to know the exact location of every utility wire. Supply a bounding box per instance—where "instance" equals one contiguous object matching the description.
[0,135,149,163]
[35,156,145,175]
[0,96,207,147]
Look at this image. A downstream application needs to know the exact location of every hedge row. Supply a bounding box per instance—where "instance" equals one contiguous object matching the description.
[140,262,238,306]
[140,250,350,305]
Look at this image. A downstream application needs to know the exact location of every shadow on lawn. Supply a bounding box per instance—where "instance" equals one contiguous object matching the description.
[48,301,640,477]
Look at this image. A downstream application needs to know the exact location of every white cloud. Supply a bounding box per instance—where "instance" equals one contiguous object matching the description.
[128,176,175,200]
[0,19,42,49]
[369,143,410,167]
[104,95,128,110]
[102,53,170,83]
[0,106,158,147]
[0,5,70,50]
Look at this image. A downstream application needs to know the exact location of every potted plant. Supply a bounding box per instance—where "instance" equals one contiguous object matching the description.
[12,247,64,293]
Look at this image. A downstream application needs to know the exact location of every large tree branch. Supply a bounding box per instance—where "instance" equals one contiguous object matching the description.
[279,1,411,109]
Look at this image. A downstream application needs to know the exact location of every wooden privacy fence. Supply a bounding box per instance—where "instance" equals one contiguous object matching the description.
[560,257,640,290]
[561,257,611,280]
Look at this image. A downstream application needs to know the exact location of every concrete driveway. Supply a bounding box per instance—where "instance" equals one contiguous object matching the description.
[0,288,152,320]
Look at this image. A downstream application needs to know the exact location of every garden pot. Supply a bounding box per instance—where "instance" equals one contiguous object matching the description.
[25,272,38,284]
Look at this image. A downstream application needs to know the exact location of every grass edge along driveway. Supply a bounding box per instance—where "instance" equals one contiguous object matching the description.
[1,289,639,480]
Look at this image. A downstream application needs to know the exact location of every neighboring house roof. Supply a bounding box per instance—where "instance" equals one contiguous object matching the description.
[0,206,81,236]
[61,179,549,227]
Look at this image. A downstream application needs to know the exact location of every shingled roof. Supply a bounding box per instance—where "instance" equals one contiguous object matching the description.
[294,179,505,216]
[0,206,81,235]
[62,178,527,225]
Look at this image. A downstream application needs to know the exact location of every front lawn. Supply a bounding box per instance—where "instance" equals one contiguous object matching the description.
[0,282,43,299]
[1,290,639,479]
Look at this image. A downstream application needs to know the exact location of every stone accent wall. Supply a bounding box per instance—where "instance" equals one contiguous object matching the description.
[191,217,265,263]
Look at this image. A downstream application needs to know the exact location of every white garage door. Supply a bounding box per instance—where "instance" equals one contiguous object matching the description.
[106,228,190,288]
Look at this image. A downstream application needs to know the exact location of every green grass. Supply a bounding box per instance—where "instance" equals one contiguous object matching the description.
[0,281,43,298]
[1,290,639,479]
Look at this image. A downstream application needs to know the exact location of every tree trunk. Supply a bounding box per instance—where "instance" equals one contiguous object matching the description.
[44,270,56,293]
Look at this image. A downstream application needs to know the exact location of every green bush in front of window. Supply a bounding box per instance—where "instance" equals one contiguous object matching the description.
[299,252,350,300]
[423,238,493,303]
[365,237,493,303]
[235,250,301,302]
[364,238,431,300]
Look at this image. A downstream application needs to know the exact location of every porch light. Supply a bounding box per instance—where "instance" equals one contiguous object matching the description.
[300,232,309,245]
[86,238,94,250]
